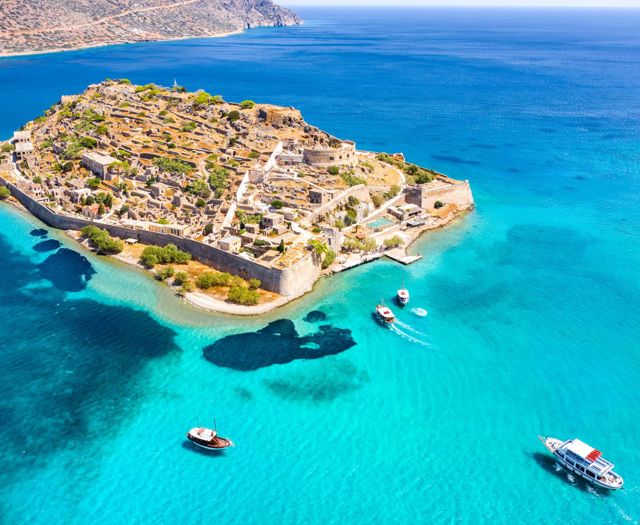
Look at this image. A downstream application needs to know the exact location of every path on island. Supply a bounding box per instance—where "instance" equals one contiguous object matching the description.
[0,0,201,37]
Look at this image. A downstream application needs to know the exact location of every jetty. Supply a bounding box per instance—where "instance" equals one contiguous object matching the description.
[384,249,422,265]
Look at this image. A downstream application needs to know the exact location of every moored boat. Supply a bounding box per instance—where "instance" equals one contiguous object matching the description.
[538,435,623,490]
[397,282,410,306]
[187,426,234,451]
[376,303,396,324]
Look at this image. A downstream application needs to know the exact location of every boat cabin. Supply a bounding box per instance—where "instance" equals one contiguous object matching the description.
[557,439,615,480]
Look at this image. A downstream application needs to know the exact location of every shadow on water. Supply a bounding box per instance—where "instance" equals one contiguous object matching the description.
[530,452,612,496]
[0,232,180,482]
[32,239,61,253]
[30,228,47,237]
[38,248,96,291]
[202,319,356,371]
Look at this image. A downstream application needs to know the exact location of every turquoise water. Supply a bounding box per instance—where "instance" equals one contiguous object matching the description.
[1,8,640,524]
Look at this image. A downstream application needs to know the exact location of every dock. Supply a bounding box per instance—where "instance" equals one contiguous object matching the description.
[384,249,422,265]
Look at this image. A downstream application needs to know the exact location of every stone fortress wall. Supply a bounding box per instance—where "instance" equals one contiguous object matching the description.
[406,176,474,210]
[302,140,356,167]
[0,176,320,297]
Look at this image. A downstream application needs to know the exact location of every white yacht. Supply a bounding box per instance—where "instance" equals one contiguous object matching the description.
[375,303,396,324]
[397,281,410,306]
[539,436,623,490]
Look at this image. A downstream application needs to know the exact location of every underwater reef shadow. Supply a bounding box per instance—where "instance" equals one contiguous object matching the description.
[303,310,327,323]
[30,228,48,237]
[263,357,369,402]
[202,319,356,371]
[32,239,61,253]
[38,248,96,291]
[529,452,612,496]
[0,232,180,482]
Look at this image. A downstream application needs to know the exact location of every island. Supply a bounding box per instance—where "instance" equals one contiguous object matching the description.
[0,0,300,57]
[0,80,474,314]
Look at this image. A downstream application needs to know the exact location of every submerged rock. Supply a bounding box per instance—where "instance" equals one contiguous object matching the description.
[303,310,327,323]
[203,319,356,371]
[38,248,96,292]
[30,228,48,237]
[33,239,61,253]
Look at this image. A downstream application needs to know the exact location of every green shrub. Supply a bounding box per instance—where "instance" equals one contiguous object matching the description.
[386,184,401,198]
[181,122,197,132]
[341,172,366,187]
[179,281,195,294]
[434,200,444,209]
[227,110,240,122]
[196,271,232,289]
[227,286,260,306]
[327,166,340,176]
[139,244,191,268]
[308,240,336,269]
[271,199,284,210]
[240,100,256,109]
[248,278,261,290]
[0,187,10,200]
[371,193,385,208]
[185,178,211,199]
[192,90,218,108]
[383,235,403,249]
[153,156,194,175]
[173,271,189,286]
[208,166,228,198]
[80,225,123,255]
[156,266,175,281]
[86,177,101,189]
[343,237,377,253]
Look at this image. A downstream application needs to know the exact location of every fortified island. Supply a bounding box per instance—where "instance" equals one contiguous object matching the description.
[0,80,474,314]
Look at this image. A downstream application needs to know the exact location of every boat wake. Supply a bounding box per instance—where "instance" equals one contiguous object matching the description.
[395,320,428,338]
[389,324,430,347]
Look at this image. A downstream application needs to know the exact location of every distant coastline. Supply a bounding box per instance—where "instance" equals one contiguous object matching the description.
[0,30,244,59]
[0,0,300,58]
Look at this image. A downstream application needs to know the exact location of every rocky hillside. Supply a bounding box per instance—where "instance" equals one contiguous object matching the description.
[0,0,300,56]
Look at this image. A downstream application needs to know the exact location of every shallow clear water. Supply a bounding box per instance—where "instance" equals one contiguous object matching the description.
[1,8,639,524]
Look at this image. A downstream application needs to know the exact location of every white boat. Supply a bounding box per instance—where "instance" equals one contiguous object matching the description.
[397,281,410,306]
[539,436,623,490]
[187,425,234,451]
[375,303,395,324]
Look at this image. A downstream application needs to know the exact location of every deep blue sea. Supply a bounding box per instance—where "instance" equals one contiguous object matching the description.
[1,7,639,524]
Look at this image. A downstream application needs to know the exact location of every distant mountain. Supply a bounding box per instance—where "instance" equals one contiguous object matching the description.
[0,0,301,56]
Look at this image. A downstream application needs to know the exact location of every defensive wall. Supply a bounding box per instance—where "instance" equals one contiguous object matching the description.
[302,140,356,167]
[0,175,320,296]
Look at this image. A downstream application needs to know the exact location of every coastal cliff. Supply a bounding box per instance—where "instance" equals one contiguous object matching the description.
[0,0,301,57]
